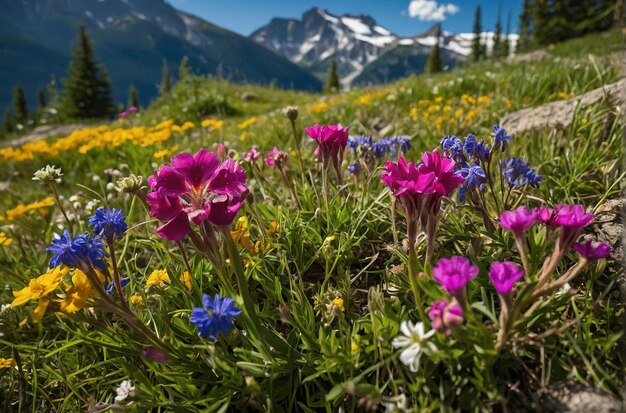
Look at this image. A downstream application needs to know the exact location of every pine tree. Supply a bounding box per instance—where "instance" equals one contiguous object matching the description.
[13,85,28,126]
[471,6,484,62]
[62,25,115,119]
[426,29,443,73]
[160,59,171,94]
[2,109,14,135]
[37,88,47,112]
[502,10,512,58]
[518,0,533,52]
[128,84,140,108]
[324,59,340,93]
[47,75,60,106]
[492,8,503,59]
[178,56,191,82]
[550,0,568,43]
[532,0,550,46]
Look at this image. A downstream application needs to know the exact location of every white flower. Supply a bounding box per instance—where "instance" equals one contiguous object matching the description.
[32,165,63,183]
[114,380,135,403]
[392,321,436,372]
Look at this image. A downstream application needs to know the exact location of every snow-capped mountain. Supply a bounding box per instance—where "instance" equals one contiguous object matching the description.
[251,8,518,87]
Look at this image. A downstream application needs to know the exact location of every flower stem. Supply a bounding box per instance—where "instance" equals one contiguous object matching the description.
[48,183,72,230]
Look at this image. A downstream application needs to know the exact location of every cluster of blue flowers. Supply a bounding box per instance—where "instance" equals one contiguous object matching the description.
[348,135,411,159]
[190,293,242,340]
[440,125,541,203]
[88,208,128,242]
[47,230,108,271]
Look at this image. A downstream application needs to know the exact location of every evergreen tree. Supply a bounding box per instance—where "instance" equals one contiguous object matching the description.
[550,0,569,43]
[37,88,47,112]
[532,0,550,46]
[518,0,533,52]
[471,6,484,62]
[178,56,191,81]
[160,60,171,94]
[2,109,14,135]
[426,29,443,74]
[492,8,503,58]
[128,84,140,108]
[62,25,115,119]
[47,75,60,106]
[12,85,28,125]
[324,59,340,93]
[502,10,512,58]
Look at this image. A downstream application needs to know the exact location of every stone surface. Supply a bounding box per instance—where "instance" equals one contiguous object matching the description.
[507,49,551,64]
[526,384,624,413]
[1,124,85,148]
[500,78,625,135]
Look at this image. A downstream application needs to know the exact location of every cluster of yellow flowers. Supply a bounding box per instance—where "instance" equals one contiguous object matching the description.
[0,119,202,163]
[0,232,12,247]
[352,91,383,106]
[0,358,16,369]
[408,94,499,132]
[0,197,54,222]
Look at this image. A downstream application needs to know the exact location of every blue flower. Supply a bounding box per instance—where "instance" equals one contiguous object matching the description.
[460,163,487,190]
[88,208,127,241]
[385,136,411,157]
[47,230,108,271]
[492,124,511,150]
[347,160,362,175]
[441,135,463,154]
[347,135,373,152]
[501,157,542,188]
[106,277,130,295]
[189,294,242,341]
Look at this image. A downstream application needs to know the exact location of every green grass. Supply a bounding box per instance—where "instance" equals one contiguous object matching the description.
[0,30,623,412]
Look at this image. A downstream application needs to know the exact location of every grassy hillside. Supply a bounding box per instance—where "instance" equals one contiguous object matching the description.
[0,29,623,411]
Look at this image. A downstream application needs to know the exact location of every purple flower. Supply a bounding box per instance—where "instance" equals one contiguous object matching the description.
[572,241,610,261]
[552,204,594,232]
[500,206,536,236]
[492,124,511,150]
[348,135,373,152]
[304,123,350,170]
[264,147,288,167]
[428,300,463,335]
[489,261,525,295]
[189,293,242,341]
[142,347,168,363]
[432,256,478,298]
[242,148,261,163]
[534,206,555,226]
[146,148,248,241]
[127,106,138,114]
[88,208,127,242]
[347,160,362,175]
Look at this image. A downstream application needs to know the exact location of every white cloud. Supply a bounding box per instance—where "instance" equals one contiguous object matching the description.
[408,0,460,21]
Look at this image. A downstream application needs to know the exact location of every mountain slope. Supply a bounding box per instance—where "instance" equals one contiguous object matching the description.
[0,0,321,112]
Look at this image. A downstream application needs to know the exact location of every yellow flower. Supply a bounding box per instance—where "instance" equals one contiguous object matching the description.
[12,266,69,307]
[0,232,12,247]
[454,108,464,119]
[331,297,345,312]
[254,240,270,254]
[0,358,16,369]
[239,132,251,141]
[351,342,360,352]
[408,107,418,119]
[146,269,170,288]
[581,118,588,125]
[231,216,254,253]
[201,119,224,129]
[179,271,192,290]
[310,101,329,114]
[60,269,98,313]
[180,121,195,131]
[2,197,54,222]
[267,221,279,236]
[130,294,143,305]
[238,117,257,130]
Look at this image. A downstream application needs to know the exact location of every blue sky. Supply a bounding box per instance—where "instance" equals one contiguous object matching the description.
[166,0,522,37]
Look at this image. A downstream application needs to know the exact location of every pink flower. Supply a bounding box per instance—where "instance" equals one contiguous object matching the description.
[417,150,464,197]
[428,299,463,335]
[305,124,350,178]
[118,111,128,119]
[146,148,248,240]
[534,206,555,225]
[242,148,261,163]
[500,206,536,236]
[572,240,610,261]
[552,204,593,232]
[433,256,478,299]
[127,106,139,114]
[489,261,525,295]
[265,147,288,167]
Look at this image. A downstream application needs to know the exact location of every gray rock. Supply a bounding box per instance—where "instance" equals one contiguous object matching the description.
[526,383,624,413]
[507,49,551,64]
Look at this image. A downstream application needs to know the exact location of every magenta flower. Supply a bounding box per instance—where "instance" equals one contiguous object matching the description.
[552,204,594,232]
[305,123,350,179]
[433,256,478,299]
[417,150,464,198]
[534,206,555,226]
[265,147,289,167]
[142,347,168,363]
[127,106,138,114]
[572,240,610,261]
[146,148,248,241]
[489,261,525,295]
[429,299,463,335]
[242,148,261,163]
[500,206,536,236]
[118,111,128,119]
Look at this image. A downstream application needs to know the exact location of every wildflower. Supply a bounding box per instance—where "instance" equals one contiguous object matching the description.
[180,271,192,290]
[552,204,594,248]
[572,241,610,261]
[60,269,99,313]
[264,147,288,167]
[392,321,436,372]
[492,124,511,151]
[0,358,16,369]
[242,148,261,163]
[500,206,536,236]
[127,106,138,114]
[231,216,254,253]
[373,136,411,158]
[130,294,143,305]
[142,347,168,363]
[146,269,170,288]
[105,277,129,295]
[463,134,489,161]
[146,148,248,241]
[305,123,350,180]
[440,135,463,158]
[0,232,12,247]
[283,106,299,121]
[330,297,345,312]
[534,206,555,226]
[32,165,63,183]
[189,293,242,340]
[116,174,144,194]
[267,221,279,236]
[489,261,525,295]
[501,157,542,188]
[114,380,135,403]
[458,163,487,203]
[88,208,127,242]
[47,230,108,272]
[428,300,463,335]
[432,256,478,301]
[11,266,68,307]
